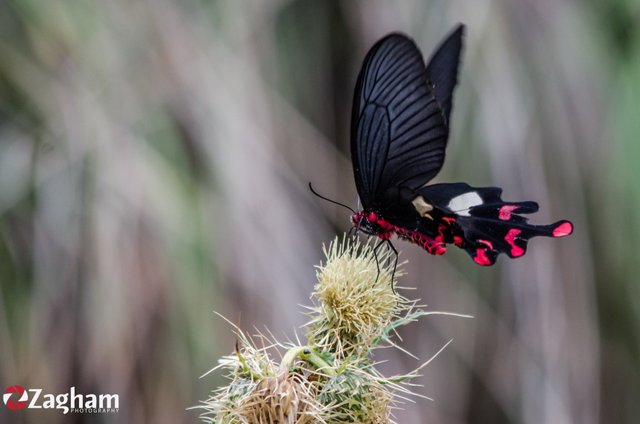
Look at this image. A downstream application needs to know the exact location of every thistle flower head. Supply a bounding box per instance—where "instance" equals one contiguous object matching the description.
[318,366,391,423]
[199,326,324,423]
[306,235,407,356]
[239,371,318,424]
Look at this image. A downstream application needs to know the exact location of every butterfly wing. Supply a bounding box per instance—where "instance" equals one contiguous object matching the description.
[418,183,573,265]
[348,26,573,266]
[351,26,464,210]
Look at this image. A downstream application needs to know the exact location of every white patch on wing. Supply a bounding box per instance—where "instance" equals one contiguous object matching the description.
[447,192,482,216]
[411,196,434,218]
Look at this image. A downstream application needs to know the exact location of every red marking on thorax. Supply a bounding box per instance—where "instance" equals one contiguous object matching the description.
[552,221,573,237]
[505,228,524,257]
[370,214,394,239]
[498,205,519,221]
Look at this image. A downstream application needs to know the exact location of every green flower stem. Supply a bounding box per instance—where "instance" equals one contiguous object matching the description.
[236,348,264,380]
[279,346,336,376]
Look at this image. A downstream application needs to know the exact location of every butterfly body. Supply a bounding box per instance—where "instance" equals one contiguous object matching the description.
[352,210,449,254]
[348,25,573,266]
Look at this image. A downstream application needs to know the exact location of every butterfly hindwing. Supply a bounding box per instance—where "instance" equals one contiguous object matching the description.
[456,216,573,265]
[351,26,465,210]
[418,183,573,265]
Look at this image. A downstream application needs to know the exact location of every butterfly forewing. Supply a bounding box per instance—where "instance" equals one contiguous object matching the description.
[425,25,464,125]
[351,26,464,210]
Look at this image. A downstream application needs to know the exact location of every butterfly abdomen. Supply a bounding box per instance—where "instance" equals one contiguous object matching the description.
[395,226,447,255]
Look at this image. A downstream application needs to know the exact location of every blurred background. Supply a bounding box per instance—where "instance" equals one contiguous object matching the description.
[0,0,638,423]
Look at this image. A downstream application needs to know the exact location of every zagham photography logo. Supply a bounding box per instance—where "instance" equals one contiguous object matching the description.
[3,385,119,415]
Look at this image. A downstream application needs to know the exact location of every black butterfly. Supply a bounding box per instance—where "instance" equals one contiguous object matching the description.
[348,24,573,266]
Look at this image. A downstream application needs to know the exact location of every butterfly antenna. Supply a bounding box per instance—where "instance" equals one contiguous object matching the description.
[308,182,356,214]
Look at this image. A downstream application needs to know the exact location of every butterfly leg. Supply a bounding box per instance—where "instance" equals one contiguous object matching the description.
[346,227,361,259]
[372,238,398,293]
[385,239,399,293]
[372,238,385,282]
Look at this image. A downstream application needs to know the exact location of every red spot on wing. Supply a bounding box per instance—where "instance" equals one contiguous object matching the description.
[474,248,491,265]
[442,216,456,225]
[505,228,525,257]
[435,224,448,243]
[552,221,573,237]
[498,205,519,221]
[453,235,464,247]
